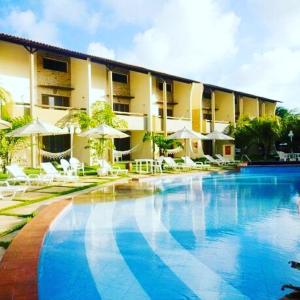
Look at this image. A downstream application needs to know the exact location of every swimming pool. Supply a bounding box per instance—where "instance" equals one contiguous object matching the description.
[38,168,300,299]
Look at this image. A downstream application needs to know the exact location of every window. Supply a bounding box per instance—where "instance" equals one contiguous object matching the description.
[112,72,128,84]
[43,58,68,72]
[113,103,129,112]
[158,81,172,92]
[42,94,70,107]
[158,108,173,117]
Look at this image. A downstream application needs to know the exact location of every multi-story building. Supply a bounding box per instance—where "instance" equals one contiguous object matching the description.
[0,33,279,166]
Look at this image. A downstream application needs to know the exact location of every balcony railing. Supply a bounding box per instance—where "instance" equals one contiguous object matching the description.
[114,111,147,131]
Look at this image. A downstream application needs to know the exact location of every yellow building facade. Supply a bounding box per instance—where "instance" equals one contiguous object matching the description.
[0,34,278,165]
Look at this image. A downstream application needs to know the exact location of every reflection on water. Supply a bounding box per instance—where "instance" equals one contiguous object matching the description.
[39,172,300,300]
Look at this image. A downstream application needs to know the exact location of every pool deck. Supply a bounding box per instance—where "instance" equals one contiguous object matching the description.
[0,199,70,300]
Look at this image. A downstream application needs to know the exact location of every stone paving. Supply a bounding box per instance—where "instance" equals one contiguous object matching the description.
[0,216,26,233]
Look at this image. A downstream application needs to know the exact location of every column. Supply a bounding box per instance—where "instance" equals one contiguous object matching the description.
[211,90,215,131]
[86,58,92,115]
[163,80,167,136]
[261,102,266,117]
[239,96,244,117]
[232,92,236,127]
[107,68,113,107]
[29,51,37,167]
[256,98,260,117]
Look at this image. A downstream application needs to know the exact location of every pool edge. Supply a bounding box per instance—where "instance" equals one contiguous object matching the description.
[0,199,71,300]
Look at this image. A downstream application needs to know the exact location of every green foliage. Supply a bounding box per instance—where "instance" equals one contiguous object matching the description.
[143,132,182,156]
[0,115,32,172]
[77,101,127,159]
[234,116,281,159]
[0,87,12,119]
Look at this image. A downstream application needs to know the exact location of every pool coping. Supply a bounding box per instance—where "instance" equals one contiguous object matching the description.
[0,198,71,300]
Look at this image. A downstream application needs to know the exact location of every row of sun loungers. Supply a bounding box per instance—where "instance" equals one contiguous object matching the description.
[0,155,238,200]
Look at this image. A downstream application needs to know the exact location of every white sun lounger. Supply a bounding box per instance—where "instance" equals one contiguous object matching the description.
[6,164,52,185]
[97,159,128,176]
[215,154,238,165]
[162,157,191,170]
[0,181,27,200]
[203,155,226,166]
[181,156,210,169]
[41,162,78,182]
[69,157,85,175]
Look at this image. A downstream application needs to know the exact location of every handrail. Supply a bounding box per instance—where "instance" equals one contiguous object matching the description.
[167,116,191,121]
[35,104,86,111]
[114,111,147,117]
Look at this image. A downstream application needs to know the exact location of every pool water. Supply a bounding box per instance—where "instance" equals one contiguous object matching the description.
[39,168,300,300]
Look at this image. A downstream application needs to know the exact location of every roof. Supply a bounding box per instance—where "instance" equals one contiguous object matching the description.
[204,83,280,103]
[0,33,196,84]
[0,32,281,102]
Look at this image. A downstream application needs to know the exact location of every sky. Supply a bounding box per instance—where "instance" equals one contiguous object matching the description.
[0,0,299,109]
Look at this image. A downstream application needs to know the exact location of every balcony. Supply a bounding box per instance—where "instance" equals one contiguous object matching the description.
[35,105,84,124]
[114,111,147,131]
[214,120,230,132]
[166,117,191,132]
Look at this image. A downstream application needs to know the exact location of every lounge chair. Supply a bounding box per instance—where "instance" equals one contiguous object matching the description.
[60,159,76,176]
[215,154,238,165]
[97,159,128,176]
[203,155,226,166]
[6,164,52,185]
[69,157,84,175]
[162,157,190,170]
[181,156,210,169]
[0,181,27,200]
[277,151,288,162]
[41,162,78,182]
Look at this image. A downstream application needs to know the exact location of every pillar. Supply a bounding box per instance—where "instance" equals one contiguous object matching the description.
[163,80,167,136]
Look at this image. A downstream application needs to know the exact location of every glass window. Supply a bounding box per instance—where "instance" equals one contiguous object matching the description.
[43,58,68,72]
[158,108,173,117]
[113,103,129,112]
[112,72,128,84]
[42,94,70,107]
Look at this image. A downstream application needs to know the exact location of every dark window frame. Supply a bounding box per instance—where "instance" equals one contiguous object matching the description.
[158,81,172,92]
[113,102,130,112]
[42,94,70,108]
[112,72,128,84]
[43,57,68,72]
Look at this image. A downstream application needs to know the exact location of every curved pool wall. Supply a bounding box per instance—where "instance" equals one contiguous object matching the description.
[38,170,300,300]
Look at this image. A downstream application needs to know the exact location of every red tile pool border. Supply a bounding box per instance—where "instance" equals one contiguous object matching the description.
[0,199,70,300]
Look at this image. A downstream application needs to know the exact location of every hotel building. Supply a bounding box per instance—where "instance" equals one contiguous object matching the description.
[0,33,278,166]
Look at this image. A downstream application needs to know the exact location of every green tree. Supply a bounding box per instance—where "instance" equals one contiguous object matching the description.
[143,132,182,158]
[0,115,31,172]
[77,101,127,159]
[233,116,281,159]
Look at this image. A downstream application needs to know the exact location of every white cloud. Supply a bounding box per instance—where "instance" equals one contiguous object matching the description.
[102,0,162,25]
[87,42,115,59]
[4,9,60,45]
[250,0,300,48]
[119,0,240,78]
[42,0,101,33]
[222,48,300,107]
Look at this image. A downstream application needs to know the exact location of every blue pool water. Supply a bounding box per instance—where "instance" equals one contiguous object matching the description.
[39,168,300,299]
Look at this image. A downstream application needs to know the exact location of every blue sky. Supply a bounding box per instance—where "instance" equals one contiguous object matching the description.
[0,0,300,109]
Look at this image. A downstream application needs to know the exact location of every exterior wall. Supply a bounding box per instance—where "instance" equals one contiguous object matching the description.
[90,63,107,106]
[70,58,91,164]
[0,41,31,116]
[71,58,90,109]
[112,68,130,96]
[191,82,203,132]
[215,91,235,124]
[130,131,152,159]
[242,97,259,118]
[265,102,276,116]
